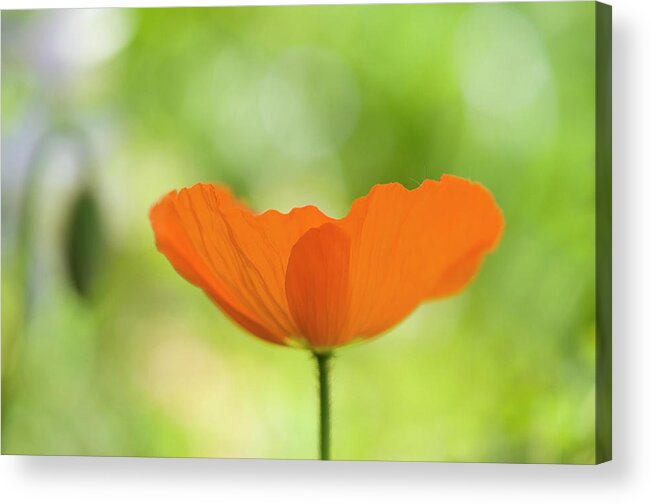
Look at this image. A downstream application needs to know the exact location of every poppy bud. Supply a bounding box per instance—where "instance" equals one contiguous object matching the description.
[64,185,105,298]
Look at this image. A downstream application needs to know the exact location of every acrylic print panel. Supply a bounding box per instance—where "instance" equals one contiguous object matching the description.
[1,1,611,464]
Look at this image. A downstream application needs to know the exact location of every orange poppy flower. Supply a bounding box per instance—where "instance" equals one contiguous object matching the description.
[149,175,504,351]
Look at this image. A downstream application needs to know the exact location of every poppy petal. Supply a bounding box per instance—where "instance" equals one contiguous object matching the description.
[337,175,504,342]
[285,223,351,349]
[427,248,487,299]
[150,184,331,345]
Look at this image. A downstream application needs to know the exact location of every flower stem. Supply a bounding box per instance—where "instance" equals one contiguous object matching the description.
[314,351,333,460]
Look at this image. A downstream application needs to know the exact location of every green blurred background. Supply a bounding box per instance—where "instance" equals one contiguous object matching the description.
[1,2,597,463]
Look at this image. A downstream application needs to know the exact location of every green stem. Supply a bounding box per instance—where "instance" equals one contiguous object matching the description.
[314,351,332,460]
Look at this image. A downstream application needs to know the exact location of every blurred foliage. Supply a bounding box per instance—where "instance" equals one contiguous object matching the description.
[2,2,597,463]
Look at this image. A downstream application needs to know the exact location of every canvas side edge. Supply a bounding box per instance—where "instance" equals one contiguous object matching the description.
[595,0,612,465]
